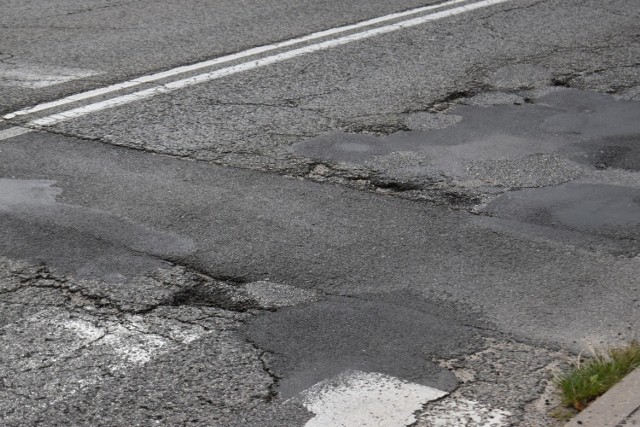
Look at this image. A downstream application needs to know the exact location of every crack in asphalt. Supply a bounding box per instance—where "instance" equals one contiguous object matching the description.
[200,99,327,114]
[2,275,274,403]
[0,259,257,316]
[11,70,635,213]
[236,319,283,402]
[477,0,549,20]
[39,0,143,19]
[0,52,16,65]
[258,351,282,402]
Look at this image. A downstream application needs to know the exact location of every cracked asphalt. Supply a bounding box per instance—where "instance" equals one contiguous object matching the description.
[1,0,639,425]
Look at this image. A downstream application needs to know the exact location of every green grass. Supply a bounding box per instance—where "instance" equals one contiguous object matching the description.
[556,341,640,411]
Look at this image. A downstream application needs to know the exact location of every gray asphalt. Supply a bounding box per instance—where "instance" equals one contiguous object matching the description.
[0,0,438,112]
[0,130,638,424]
[1,0,639,425]
[29,0,639,204]
[3,131,638,346]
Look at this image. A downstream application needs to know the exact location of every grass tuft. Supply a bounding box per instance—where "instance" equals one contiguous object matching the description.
[556,341,640,411]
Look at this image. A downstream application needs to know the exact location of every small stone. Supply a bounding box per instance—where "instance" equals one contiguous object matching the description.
[310,164,330,176]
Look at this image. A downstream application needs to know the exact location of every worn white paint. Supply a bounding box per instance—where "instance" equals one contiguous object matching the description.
[62,319,105,342]
[0,309,211,408]
[0,126,31,141]
[0,63,99,89]
[60,315,209,369]
[293,370,448,427]
[3,0,471,120]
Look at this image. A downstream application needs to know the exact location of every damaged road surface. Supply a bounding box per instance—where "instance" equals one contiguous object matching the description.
[1,0,639,425]
[0,129,638,425]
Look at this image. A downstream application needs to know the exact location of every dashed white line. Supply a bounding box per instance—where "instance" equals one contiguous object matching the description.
[3,0,471,120]
[24,0,512,128]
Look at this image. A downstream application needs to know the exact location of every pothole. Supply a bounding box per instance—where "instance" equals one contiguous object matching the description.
[170,280,260,312]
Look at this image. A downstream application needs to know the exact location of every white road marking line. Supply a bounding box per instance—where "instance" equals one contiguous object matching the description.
[290,370,448,427]
[30,86,171,126]
[25,0,512,128]
[0,126,31,141]
[3,0,471,120]
[0,63,99,89]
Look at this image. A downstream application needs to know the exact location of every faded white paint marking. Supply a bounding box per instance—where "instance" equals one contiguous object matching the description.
[59,315,209,370]
[0,126,31,141]
[419,397,512,426]
[0,63,99,89]
[102,324,169,365]
[18,0,511,126]
[292,370,448,427]
[3,0,471,120]
[0,307,217,412]
[62,319,105,342]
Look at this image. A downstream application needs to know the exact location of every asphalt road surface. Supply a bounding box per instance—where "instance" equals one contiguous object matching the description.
[1,0,639,425]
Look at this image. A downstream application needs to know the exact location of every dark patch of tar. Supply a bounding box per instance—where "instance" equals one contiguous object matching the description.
[482,183,640,242]
[243,292,486,398]
[573,135,640,171]
[290,88,640,168]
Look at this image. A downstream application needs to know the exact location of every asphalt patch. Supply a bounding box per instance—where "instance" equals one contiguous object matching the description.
[481,183,640,253]
[244,294,483,399]
[290,88,640,198]
[568,135,640,172]
[0,178,194,283]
